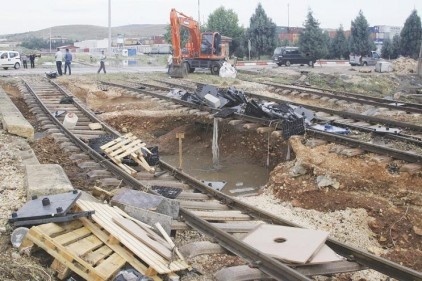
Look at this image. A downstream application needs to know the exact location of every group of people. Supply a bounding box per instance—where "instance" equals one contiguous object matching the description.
[54,48,73,75]
[54,48,106,75]
[21,54,36,69]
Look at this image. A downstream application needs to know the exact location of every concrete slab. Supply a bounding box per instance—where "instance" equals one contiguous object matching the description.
[115,203,173,235]
[26,164,74,199]
[241,224,329,264]
[0,87,34,140]
[111,188,179,219]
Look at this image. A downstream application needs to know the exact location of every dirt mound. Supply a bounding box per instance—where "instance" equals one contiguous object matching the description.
[391,57,417,74]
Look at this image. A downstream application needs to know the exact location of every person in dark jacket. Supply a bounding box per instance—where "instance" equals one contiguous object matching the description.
[29,54,35,68]
[64,49,72,75]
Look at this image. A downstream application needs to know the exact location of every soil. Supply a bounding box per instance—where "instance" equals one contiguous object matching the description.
[0,66,421,280]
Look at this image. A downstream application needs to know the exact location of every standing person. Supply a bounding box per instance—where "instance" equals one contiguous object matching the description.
[21,53,28,69]
[167,53,173,74]
[64,49,72,75]
[55,48,63,75]
[97,50,106,74]
[29,54,35,68]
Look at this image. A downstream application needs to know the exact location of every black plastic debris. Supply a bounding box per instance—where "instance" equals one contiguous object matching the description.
[59,96,74,104]
[282,118,305,139]
[9,190,94,226]
[151,185,182,199]
[245,100,269,118]
[88,134,116,155]
[45,71,58,78]
[196,84,229,108]
[53,110,67,117]
[144,146,160,166]
[214,108,237,118]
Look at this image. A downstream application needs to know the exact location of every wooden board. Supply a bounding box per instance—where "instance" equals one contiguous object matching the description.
[77,200,189,274]
[21,222,131,281]
[191,210,251,221]
[100,133,154,173]
[112,216,172,259]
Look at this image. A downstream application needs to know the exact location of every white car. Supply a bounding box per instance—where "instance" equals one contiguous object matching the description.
[0,51,21,70]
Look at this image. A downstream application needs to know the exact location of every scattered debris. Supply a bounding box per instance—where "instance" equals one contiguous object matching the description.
[316,175,340,189]
[88,122,103,130]
[219,62,237,78]
[200,180,227,191]
[312,124,350,135]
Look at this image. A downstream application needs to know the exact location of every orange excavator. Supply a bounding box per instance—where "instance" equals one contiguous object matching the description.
[169,8,227,78]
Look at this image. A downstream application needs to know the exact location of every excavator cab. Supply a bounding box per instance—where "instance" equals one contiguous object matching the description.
[200,32,222,56]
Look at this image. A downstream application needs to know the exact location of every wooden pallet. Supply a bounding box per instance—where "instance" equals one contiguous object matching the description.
[77,200,189,275]
[19,220,162,281]
[100,133,155,174]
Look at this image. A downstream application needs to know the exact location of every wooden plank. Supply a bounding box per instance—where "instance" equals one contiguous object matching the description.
[111,141,144,159]
[155,222,185,261]
[94,252,126,280]
[100,133,133,150]
[54,227,91,245]
[67,234,103,256]
[84,245,113,266]
[113,217,172,260]
[108,139,143,157]
[191,210,251,221]
[51,259,71,280]
[77,200,189,274]
[79,217,163,281]
[104,137,138,155]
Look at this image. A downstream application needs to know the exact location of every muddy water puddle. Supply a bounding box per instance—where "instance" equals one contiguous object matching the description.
[162,153,269,196]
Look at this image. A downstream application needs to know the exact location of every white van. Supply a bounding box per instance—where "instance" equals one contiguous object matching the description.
[0,51,21,69]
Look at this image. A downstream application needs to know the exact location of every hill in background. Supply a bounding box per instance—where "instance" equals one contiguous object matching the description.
[4,24,167,41]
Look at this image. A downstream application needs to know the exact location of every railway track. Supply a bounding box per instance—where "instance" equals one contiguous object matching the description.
[18,76,422,281]
[100,78,422,164]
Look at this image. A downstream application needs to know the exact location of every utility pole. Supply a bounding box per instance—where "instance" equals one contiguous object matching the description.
[108,0,112,55]
[198,0,200,25]
[418,42,422,77]
[287,3,290,46]
[49,28,52,53]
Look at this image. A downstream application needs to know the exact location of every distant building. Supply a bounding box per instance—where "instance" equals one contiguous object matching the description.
[371,25,402,43]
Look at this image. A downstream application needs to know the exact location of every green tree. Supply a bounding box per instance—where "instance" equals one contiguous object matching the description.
[330,25,349,59]
[349,10,374,56]
[206,6,245,57]
[20,37,74,50]
[298,10,328,59]
[400,10,422,59]
[381,38,393,59]
[245,3,277,59]
[392,34,401,58]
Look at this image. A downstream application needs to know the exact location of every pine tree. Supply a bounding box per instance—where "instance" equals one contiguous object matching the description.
[400,10,422,59]
[246,3,277,59]
[392,35,401,59]
[330,25,349,59]
[298,10,328,59]
[349,10,373,56]
[381,39,393,59]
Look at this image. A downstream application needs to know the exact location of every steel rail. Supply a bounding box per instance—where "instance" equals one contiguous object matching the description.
[158,79,422,132]
[254,80,422,114]
[106,80,422,163]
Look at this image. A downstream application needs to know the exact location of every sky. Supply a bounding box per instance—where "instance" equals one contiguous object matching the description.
[1,0,421,36]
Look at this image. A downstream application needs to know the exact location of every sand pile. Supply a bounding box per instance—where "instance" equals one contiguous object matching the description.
[392,57,417,74]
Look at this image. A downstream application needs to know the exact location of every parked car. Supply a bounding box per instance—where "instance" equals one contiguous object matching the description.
[273,47,316,67]
[0,51,21,70]
[349,51,381,66]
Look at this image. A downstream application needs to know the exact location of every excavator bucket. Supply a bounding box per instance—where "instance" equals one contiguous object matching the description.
[169,64,187,78]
